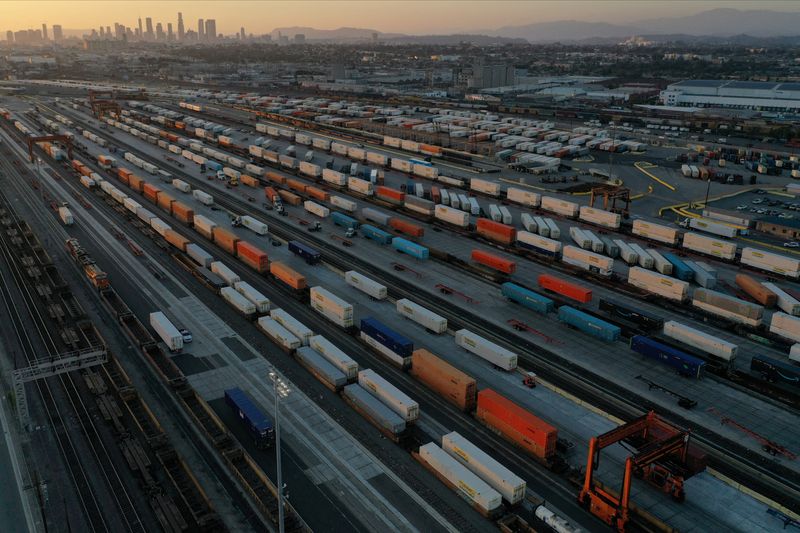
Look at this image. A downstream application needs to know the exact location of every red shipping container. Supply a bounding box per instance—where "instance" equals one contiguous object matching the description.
[286,178,307,193]
[236,241,269,273]
[389,218,424,237]
[538,273,591,303]
[471,249,516,275]
[143,183,161,204]
[264,186,280,203]
[270,261,306,290]
[306,186,330,202]
[172,202,194,224]
[430,186,441,204]
[212,227,240,254]
[129,174,144,193]
[476,389,557,460]
[117,167,133,185]
[375,186,405,204]
[166,133,179,142]
[71,159,83,172]
[476,218,516,246]
[265,172,287,185]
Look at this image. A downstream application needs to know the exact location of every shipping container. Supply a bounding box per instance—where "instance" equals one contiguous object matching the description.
[210,261,240,286]
[570,227,592,250]
[224,388,273,448]
[342,384,406,437]
[362,207,391,226]
[628,243,654,269]
[561,246,613,276]
[538,274,591,303]
[418,442,502,515]
[269,308,313,346]
[392,238,429,260]
[578,206,621,229]
[662,253,694,282]
[740,248,800,279]
[558,306,620,342]
[735,274,776,307]
[344,271,387,300]
[663,321,737,363]
[506,188,541,207]
[689,218,737,239]
[632,219,679,245]
[309,335,358,380]
[540,196,578,218]
[310,286,354,328]
[389,218,425,237]
[476,389,557,460]
[358,369,419,422]
[627,267,688,302]
[441,432,526,505]
[434,205,469,228]
[470,178,501,197]
[164,229,188,251]
[212,227,240,255]
[410,349,476,412]
[516,231,561,257]
[295,347,348,391]
[149,311,183,351]
[630,335,705,378]
[769,313,800,343]
[476,219,516,246]
[360,224,393,244]
[647,249,673,276]
[692,288,763,327]
[762,283,800,316]
[256,317,301,352]
[270,261,307,290]
[471,249,516,275]
[360,318,413,367]
[288,240,321,264]
[682,232,737,261]
[221,287,257,316]
[193,190,214,206]
[331,196,357,213]
[396,299,447,333]
[455,329,517,370]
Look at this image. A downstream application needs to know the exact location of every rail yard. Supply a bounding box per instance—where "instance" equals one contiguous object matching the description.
[1,82,800,533]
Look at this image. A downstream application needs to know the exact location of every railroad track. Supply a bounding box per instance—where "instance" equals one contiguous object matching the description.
[39,104,800,518]
[0,166,146,531]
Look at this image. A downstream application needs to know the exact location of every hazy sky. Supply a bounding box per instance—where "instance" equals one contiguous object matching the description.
[5,0,800,35]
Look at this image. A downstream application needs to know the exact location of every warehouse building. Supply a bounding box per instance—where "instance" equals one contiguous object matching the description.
[660,80,800,112]
[755,216,800,240]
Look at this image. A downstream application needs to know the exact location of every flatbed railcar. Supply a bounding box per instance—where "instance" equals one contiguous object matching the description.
[750,355,800,388]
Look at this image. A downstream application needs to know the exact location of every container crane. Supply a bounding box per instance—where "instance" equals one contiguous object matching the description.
[578,411,706,532]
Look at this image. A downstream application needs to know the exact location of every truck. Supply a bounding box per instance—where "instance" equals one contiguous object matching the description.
[149,311,183,351]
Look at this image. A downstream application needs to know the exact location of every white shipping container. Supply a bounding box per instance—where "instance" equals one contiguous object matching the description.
[323,168,347,187]
[193,214,217,237]
[210,261,240,285]
[663,321,737,362]
[435,204,469,227]
[345,271,387,300]
[348,176,374,195]
[58,207,74,226]
[541,196,579,218]
[358,369,419,421]
[270,308,313,346]
[506,187,541,207]
[647,249,673,275]
[309,335,359,380]
[310,286,354,328]
[366,151,388,166]
[516,231,561,255]
[257,317,301,352]
[123,197,142,214]
[220,287,257,316]
[689,218,737,239]
[561,245,613,276]
[762,283,800,316]
[441,432,526,504]
[149,312,183,351]
[331,196,357,212]
[233,281,270,313]
[419,443,502,513]
[741,248,800,278]
[470,178,501,197]
[396,299,447,333]
[304,200,331,219]
[150,218,171,237]
[172,178,191,192]
[628,267,688,301]
[299,161,322,178]
[193,190,214,205]
[544,218,561,239]
[770,313,800,343]
[533,216,549,238]
[791,344,800,363]
[614,240,639,265]
[455,329,517,370]
[241,215,268,235]
[579,206,621,229]
[582,229,604,254]
[628,243,654,269]
[682,232,737,261]
[521,213,537,233]
[632,219,679,245]
[570,227,591,249]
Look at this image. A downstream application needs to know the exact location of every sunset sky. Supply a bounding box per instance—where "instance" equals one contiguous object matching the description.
[4,1,799,35]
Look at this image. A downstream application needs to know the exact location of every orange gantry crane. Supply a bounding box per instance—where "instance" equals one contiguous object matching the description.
[578,411,707,532]
[27,135,73,162]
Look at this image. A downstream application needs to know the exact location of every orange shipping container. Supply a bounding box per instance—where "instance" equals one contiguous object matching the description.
[264,187,280,203]
[735,274,777,307]
[164,229,189,251]
[389,218,424,238]
[166,133,179,143]
[410,349,476,411]
[265,172,287,185]
[286,178,307,193]
[240,175,259,187]
[419,143,443,156]
[375,186,405,204]
[79,165,92,177]
[212,227,240,254]
[117,167,133,185]
[476,218,516,246]
[175,121,185,130]
[270,261,306,290]
[172,202,194,224]
[236,241,269,273]
[277,190,302,206]
[71,159,83,172]
[129,174,144,193]
[143,183,161,204]
[157,192,175,214]
[476,389,557,460]
[305,187,330,202]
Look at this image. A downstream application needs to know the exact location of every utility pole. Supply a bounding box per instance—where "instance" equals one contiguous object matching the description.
[270,372,289,533]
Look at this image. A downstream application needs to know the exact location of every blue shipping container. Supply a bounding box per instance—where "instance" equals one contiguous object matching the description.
[558,306,620,342]
[392,237,429,260]
[662,253,693,281]
[630,336,705,379]
[331,212,360,230]
[361,318,413,357]
[206,160,223,171]
[360,224,392,244]
[501,282,554,314]
[224,388,274,448]
[289,240,321,264]
[516,239,558,257]
[750,354,800,388]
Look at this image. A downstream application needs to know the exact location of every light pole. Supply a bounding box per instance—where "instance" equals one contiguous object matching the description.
[269,371,290,533]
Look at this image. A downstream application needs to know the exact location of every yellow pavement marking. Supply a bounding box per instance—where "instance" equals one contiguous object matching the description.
[634,161,676,191]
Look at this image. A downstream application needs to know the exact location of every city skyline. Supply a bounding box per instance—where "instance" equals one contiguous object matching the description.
[4,0,800,37]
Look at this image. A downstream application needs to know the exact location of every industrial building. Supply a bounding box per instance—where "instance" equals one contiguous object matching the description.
[755,216,800,240]
[660,80,800,112]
